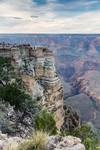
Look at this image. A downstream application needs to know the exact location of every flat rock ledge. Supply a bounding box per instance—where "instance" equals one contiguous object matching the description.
[0,132,85,150]
[47,136,85,150]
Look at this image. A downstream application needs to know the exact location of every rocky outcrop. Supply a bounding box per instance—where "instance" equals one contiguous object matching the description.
[0,131,22,150]
[46,135,85,150]
[0,132,85,150]
[0,45,64,129]
[0,101,35,137]
[62,106,80,132]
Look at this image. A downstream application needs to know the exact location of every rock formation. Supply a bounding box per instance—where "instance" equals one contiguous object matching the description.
[0,131,22,150]
[0,44,85,150]
[0,44,64,129]
[62,106,80,132]
[0,132,85,150]
[47,135,85,150]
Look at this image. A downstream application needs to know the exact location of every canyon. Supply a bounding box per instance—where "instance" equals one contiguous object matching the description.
[1,35,100,132]
[1,35,100,126]
[0,43,85,150]
[1,34,100,149]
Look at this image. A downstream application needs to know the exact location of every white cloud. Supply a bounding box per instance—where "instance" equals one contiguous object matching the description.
[0,0,33,18]
[0,0,100,33]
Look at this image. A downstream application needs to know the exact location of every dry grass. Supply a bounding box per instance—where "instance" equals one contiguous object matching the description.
[5,130,48,150]
[17,139,34,150]
[32,130,48,150]
[18,130,48,150]
[5,142,18,150]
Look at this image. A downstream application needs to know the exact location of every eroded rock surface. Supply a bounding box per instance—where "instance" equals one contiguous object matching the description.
[47,136,85,150]
[77,70,100,102]
[0,45,64,129]
[0,132,23,150]
[64,71,100,131]
[0,132,85,150]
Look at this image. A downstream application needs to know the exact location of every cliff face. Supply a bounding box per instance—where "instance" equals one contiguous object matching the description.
[77,70,100,102]
[64,70,100,131]
[0,45,64,129]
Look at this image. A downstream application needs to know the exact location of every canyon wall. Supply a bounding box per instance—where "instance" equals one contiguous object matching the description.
[0,45,64,129]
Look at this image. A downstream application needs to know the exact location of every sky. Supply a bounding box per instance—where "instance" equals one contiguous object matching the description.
[0,0,100,33]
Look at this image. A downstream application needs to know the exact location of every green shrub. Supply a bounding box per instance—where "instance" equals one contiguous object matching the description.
[71,124,99,150]
[60,123,99,150]
[34,109,57,135]
[84,137,95,150]
[0,57,42,135]
[72,124,98,143]
[0,83,33,111]
[0,57,39,113]
[0,83,41,135]
[96,147,100,150]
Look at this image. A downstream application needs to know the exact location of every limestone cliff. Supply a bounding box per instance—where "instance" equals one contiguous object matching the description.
[0,45,64,129]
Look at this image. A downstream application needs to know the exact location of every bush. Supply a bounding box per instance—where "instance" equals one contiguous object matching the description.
[18,130,48,150]
[84,137,95,150]
[0,83,38,112]
[71,124,99,150]
[72,124,98,142]
[96,147,100,150]
[0,57,41,136]
[34,109,57,135]
[0,57,29,112]
[0,83,41,135]
[60,123,99,150]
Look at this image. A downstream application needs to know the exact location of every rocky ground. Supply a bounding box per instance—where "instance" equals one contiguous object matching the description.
[47,136,85,150]
[0,131,22,150]
[0,132,85,150]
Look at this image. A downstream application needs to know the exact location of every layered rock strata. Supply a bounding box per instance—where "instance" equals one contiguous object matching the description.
[77,70,100,102]
[0,45,64,129]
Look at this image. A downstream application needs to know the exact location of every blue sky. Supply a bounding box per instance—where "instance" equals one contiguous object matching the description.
[0,0,100,33]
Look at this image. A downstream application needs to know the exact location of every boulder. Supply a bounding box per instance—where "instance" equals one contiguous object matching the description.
[46,135,85,150]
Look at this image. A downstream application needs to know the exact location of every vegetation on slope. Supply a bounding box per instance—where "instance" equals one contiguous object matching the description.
[18,130,48,150]
[72,124,99,150]
[0,57,100,150]
[6,109,56,150]
[61,122,99,150]
[35,109,57,135]
[0,57,40,135]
